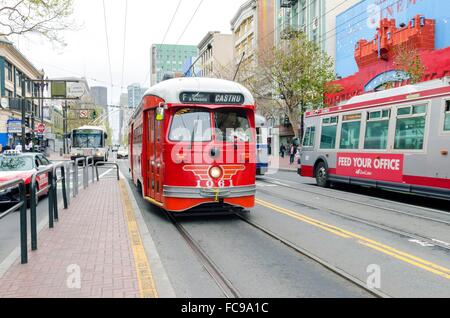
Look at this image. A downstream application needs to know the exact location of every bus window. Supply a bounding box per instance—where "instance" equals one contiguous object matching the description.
[445,100,450,131]
[394,104,427,150]
[339,113,362,150]
[364,110,390,149]
[320,116,338,149]
[303,126,316,147]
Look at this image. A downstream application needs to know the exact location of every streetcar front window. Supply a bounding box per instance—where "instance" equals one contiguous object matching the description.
[72,130,104,148]
[169,109,212,142]
[214,110,252,142]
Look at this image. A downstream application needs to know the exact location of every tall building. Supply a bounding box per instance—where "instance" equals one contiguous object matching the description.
[90,86,108,108]
[150,44,198,85]
[231,0,276,81]
[0,36,44,148]
[275,0,359,61]
[127,83,147,108]
[197,32,234,78]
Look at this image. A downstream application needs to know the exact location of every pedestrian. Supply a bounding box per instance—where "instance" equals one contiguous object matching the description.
[279,144,286,158]
[289,143,296,165]
[25,139,33,152]
[15,142,22,152]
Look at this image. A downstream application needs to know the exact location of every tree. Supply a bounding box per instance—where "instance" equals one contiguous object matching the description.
[0,0,74,44]
[394,44,426,84]
[245,32,338,139]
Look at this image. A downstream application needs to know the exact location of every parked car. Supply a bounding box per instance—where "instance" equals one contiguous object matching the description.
[116,147,129,159]
[0,151,51,207]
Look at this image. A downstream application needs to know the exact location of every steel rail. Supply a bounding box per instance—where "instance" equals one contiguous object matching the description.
[236,214,388,298]
[256,185,450,253]
[257,178,450,226]
[165,211,241,298]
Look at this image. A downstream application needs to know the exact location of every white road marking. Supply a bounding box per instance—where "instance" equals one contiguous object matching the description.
[98,169,113,179]
[408,239,435,248]
[431,239,450,247]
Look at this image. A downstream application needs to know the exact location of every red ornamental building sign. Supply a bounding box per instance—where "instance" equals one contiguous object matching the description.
[326,14,450,106]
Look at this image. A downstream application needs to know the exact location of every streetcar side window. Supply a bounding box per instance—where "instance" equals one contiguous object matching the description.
[394,104,427,150]
[320,116,338,149]
[364,109,390,150]
[339,113,362,150]
[444,100,450,131]
[303,126,316,147]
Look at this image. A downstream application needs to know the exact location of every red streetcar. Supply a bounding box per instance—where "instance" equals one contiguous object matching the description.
[129,77,257,212]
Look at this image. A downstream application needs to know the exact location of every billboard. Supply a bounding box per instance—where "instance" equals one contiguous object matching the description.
[336,0,450,78]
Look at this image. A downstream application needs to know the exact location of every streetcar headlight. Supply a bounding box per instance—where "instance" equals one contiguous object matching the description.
[209,167,222,179]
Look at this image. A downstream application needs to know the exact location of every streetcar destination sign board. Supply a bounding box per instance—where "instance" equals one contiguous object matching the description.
[180,92,245,105]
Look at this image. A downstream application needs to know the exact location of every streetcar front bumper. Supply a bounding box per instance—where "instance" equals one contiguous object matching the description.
[163,185,256,199]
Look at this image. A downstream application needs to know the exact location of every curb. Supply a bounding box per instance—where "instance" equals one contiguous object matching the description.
[120,172,176,298]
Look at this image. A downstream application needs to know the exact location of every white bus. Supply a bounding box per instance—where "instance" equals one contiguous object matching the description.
[70,125,109,163]
[299,77,450,200]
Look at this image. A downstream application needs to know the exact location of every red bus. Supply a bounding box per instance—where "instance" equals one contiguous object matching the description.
[299,77,450,200]
[129,77,257,212]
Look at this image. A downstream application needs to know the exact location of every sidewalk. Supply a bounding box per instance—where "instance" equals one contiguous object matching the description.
[268,155,299,172]
[0,178,160,298]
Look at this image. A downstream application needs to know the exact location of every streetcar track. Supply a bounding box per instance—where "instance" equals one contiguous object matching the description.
[165,211,241,298]
[258,177,450,226]
[256,185,450,253]
[236,213,387,298]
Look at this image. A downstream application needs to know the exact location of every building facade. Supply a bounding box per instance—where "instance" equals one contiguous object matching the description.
[328,0,450,106]
[275,0,359,62]
[127,83,147,108]
[90,86,108,107]
[0,36,44,148]
[197,32,234,78]
[150,44,198,85]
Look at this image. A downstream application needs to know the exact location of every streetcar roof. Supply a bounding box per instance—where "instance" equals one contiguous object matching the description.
[73,125,107,132]
[143,77,255,105]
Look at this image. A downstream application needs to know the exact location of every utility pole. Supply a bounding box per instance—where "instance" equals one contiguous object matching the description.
[63,100,68,154]
[21,77,26,150]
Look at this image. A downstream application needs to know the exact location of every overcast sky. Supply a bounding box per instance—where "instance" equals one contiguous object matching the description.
[15,0,245,104]
[12,0,245,142]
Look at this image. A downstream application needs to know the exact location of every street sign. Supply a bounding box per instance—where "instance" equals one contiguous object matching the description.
[7,119,22,133]
[79,110,88,118]
[37,123,46,133]
[67,82,86,98]
[51,81,67,98]
[1,97,9,109]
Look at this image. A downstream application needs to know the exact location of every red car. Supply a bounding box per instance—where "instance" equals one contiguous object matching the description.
[0,152,51,206]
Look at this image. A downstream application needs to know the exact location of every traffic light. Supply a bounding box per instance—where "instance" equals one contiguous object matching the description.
[91,109,97,120]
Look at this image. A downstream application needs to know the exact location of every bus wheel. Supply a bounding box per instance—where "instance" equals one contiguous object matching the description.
[315,162,330,188]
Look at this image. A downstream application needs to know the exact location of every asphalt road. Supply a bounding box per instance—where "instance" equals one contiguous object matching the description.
[119,161,450,298]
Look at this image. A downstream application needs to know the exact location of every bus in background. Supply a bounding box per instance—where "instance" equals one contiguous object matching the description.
[256,114,269,175]
[299,77,450,200]
[70,125,109,163]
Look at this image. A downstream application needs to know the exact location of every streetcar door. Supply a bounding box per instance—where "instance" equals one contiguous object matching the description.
[154,111,163,202]
[148,110,155,199]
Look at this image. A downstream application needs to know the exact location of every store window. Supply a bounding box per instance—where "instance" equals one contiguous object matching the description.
[394,104,427,150]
